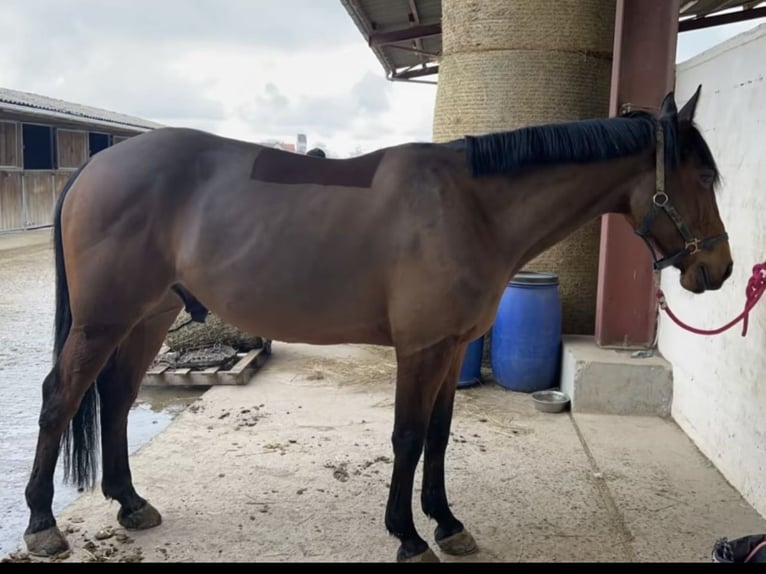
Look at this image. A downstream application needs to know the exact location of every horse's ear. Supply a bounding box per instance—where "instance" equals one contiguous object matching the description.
[659,91,678,118]
[678,84,702,123]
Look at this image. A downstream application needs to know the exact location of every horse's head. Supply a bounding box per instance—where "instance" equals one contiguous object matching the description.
[631,86,732,294]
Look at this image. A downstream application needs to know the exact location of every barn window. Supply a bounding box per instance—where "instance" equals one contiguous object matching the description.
[89,132,111,156]
[0,121,20,168]
[22,123,55,170]
[57,129,88,169]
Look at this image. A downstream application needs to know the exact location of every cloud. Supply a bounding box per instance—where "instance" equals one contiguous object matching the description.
[0,47,226,124]
[352,72,391,114]
[0,0,366,126]
[237,72,393,138]
[0,0,438,155]
[0,0,361,51]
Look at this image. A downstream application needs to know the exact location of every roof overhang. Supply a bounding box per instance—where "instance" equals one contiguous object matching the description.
[0,102,155,134]
[340,0,766,83]
[0,87,163,133]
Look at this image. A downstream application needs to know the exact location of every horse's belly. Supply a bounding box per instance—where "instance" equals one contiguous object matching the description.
[183,267,392,346]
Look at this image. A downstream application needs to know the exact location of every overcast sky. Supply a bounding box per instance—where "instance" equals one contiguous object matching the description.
[0,1,763,157]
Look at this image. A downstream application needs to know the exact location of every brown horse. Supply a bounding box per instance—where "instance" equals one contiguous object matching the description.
[23,87,731,562]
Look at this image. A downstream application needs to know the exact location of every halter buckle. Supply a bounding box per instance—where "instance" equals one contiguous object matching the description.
[685,239,701,255]
[652,191,668,207]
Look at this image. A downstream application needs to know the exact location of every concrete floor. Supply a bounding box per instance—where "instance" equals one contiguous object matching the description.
[4,341,765,563]
[0,229,204,557]
[0,228,52,253]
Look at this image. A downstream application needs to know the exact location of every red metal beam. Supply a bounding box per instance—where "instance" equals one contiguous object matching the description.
[679,5,766,30]
[369,23,441,46]
[595,0,681,348]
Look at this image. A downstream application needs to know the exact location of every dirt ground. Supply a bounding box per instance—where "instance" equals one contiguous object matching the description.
[3,341,766,563]
[0,229,204,557]
[2,229,765,563]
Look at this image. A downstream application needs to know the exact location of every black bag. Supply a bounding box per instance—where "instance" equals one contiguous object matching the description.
[712,534,766,563]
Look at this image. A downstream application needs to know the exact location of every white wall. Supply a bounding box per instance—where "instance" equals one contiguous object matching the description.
[658,23,766,518]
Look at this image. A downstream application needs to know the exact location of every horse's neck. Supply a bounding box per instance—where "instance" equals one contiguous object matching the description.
[477,153,652,270]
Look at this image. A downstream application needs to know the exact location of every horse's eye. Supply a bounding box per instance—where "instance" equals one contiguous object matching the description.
[699,170,715,187]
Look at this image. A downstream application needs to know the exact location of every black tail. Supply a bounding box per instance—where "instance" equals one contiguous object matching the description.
[50,159,102,491]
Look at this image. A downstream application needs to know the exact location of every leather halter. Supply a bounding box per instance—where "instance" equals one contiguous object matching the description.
[634,121,729,271]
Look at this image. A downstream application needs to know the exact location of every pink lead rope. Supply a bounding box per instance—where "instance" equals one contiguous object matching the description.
[656,262,766,337]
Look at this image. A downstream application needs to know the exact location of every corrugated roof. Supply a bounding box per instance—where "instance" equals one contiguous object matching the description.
[341,0,766,82]
[341,0,440,82]
[680,0,766,21]
[0,87,163,132]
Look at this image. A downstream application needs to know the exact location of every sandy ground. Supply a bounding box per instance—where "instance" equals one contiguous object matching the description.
[2,229,765,563]
[3,342,765,563]
[0,230,202,556]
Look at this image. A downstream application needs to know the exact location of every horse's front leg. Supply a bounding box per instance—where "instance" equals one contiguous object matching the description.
[384,339,457,563]
[421,342,478,556]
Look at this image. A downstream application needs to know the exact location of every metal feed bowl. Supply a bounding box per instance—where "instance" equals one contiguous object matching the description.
[531,389,571,413]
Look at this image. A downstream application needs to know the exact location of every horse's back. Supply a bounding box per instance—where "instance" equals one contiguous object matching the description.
[62,127,260,233]
[59,131,493,348]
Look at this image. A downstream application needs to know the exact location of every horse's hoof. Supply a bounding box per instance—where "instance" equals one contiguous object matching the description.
[436,529,478,556]
[118,501,162,530]
[397,547,441,563]
[24,526,70,557]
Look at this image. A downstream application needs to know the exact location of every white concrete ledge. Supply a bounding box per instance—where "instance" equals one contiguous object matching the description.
[560,335,673,416]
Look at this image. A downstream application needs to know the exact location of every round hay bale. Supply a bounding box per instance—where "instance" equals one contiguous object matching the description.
[434,0,616,336]
[441,0,615,57]
[165,311,267,354]
[433,50,613,142]
[523,217,603,335]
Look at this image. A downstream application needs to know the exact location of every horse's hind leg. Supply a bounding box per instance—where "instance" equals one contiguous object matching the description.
[421,342,478,556]
[385,339,456,563]
[98,292,182,530]
[24,323,133,556]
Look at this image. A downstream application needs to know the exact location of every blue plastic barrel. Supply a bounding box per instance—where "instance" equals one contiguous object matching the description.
[490,271,562,393]
[457,336,484,389]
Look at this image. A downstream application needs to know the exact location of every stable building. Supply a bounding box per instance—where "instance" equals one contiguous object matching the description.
[0,87,161,233]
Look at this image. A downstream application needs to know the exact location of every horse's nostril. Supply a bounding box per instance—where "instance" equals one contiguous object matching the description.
[724,262,733,281]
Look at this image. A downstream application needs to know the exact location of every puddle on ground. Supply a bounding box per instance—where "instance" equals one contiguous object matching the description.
[0,240,205,556]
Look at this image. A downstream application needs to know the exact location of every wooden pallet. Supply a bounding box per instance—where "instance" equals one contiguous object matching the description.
[142,347,269,387]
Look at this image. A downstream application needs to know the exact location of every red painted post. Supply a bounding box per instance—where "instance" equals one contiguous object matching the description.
[595,0,682,348]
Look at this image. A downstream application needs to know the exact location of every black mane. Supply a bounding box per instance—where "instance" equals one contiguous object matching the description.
[444,111,682,178]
